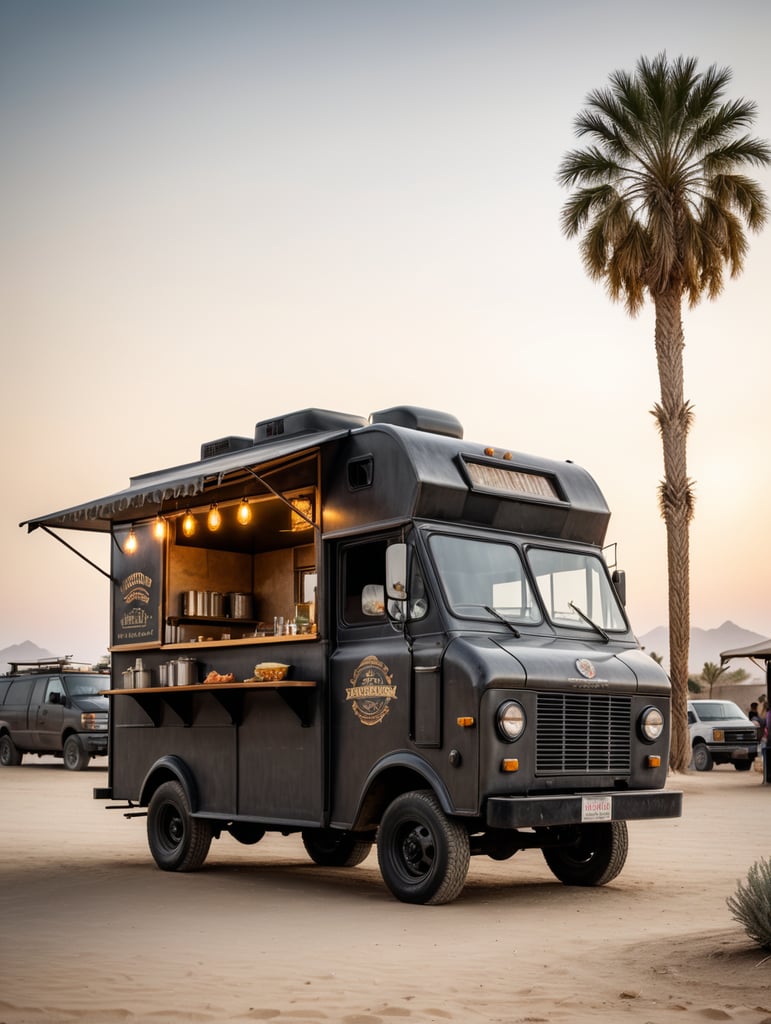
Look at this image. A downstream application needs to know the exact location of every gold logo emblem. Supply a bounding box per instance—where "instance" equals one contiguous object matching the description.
[346,655,397,726]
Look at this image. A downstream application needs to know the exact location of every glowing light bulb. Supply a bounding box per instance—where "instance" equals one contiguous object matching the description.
[124,528,137,554]
[182,510,196,537]
[237,498,252,525]
[153,515,166,540]
[207,504,221,531]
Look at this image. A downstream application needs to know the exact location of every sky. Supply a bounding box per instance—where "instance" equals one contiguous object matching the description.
[2,0,771,666]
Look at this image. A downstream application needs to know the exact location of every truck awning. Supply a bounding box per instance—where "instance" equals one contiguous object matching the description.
[20,427,354,534]
[720,640,771,665]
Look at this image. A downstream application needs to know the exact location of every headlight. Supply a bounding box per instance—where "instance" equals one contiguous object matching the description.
[81,713,108,731]
[639,706,664,743]
[497,701,526,742]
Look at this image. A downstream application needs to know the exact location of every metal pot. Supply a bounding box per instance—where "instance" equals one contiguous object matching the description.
[229,592,253,619]
[175,657,198,686]
[134,669,152,688]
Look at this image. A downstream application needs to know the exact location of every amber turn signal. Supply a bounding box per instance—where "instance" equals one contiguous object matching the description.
[646,755,661,768]
[501,758,519,772]
[456,716,475,728]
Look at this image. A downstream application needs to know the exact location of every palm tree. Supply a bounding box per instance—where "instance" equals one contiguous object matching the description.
[558,54,769,771]
[700,661,728,698]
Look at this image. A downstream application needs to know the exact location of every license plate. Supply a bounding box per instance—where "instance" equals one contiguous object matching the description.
[581,795,612,822]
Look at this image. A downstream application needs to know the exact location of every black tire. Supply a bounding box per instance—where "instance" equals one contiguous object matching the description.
[302,829,372,867]
[734,760,753,772]
[377,790,470,905]
[692,744,713,772]
[147,780,212,871]
[0,734,22,767]
[542,820,628,887]
[63,735,90,771]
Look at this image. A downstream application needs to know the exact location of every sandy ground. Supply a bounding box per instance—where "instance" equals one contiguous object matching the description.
[0,759,769,1024]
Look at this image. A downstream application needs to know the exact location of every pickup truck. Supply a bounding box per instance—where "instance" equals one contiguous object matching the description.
[0,659,109,770]
[688,699,758,772]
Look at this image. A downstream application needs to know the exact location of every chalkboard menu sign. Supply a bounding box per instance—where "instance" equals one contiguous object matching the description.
[112,523,163,646]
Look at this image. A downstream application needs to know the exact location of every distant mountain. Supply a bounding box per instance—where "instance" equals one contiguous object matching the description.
[638,621,768,677]
[0,641,54,676]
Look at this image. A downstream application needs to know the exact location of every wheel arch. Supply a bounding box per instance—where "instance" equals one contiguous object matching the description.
[350,753,456,831]
[139,755,200,810]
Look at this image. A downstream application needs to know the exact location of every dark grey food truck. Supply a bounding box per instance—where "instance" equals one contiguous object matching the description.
[23,406,681,904]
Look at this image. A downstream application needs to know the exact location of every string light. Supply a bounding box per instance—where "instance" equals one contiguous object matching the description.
[207,504,221,531]
[237,497,252,525]
[124,527,138,554]
[153,514,166,540]
[182,510,196,537]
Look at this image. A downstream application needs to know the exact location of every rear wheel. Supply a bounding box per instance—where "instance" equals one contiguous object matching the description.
[63,735,90,771]
[377,790,470,905]
[302,829,372,867]
[692,744,713,772]
[147,780,212,871]
[0,734,22,767]
[542,821,628,886]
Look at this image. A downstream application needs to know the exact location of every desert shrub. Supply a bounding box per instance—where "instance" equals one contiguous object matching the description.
[726,857,771,950]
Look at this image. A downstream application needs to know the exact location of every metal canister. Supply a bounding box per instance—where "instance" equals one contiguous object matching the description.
[175,657,198,686]
[229,592,253,619]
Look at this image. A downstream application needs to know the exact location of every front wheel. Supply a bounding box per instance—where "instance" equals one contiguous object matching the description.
[147,780,212,871]
[63,735,90,771]
[542,820,628,887]
[302,829,372,867]
[377,790,470,905]
[692,744,713,772]
[0,734,22,766]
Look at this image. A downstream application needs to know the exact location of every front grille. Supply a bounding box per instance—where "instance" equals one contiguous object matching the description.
[536,693,632,775]
[725,728,757,744]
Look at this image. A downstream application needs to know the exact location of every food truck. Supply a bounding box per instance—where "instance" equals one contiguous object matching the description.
[23,406,681,904]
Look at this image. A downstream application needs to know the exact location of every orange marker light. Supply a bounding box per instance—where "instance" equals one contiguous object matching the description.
[501,758,519,772]
[456,716,475,728]
[647,755,662,768]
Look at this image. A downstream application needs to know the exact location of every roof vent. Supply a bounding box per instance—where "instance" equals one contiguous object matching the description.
[254,408,366,445]
[200,436,254,460]
[369,406,463,439]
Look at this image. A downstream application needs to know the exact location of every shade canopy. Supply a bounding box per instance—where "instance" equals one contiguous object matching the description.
[720,640,771,665]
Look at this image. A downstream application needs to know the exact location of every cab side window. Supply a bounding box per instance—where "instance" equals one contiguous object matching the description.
[342,538,389,625]
[45,677,66,704]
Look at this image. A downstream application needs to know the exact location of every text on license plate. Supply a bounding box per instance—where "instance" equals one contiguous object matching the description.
[581,795,612,822]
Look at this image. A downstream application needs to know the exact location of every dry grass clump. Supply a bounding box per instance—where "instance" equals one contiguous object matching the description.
[726,857,771,950]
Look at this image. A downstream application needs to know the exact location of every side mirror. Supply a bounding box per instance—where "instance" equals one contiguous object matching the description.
[612,569,626,606]
[386,544,407,602]
[48,692,62,705]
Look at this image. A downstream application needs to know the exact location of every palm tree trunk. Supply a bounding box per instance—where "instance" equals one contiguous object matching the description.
[652,289,694,772]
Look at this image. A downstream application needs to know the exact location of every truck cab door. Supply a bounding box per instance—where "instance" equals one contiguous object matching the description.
[328,533,412,827]
[34,676,66,750]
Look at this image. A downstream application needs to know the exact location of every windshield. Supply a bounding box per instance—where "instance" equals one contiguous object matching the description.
[527,547,626,633]
[65,675,108,698]
[428,534,541,624]
[692,701,746,721]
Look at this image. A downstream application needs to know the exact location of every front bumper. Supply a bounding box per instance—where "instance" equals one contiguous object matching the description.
[81,733,108,755]
[486,789,682,829]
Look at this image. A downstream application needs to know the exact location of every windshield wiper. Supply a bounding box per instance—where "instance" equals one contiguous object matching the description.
[484,606,521,638]
[568,601,609,643]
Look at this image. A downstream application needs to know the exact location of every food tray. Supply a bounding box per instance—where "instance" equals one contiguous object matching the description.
[249,662,289,682]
